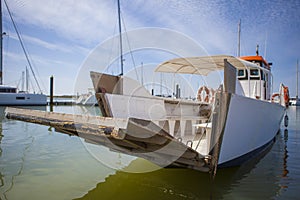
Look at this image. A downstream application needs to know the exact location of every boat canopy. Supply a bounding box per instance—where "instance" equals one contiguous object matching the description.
[155,55,267,76]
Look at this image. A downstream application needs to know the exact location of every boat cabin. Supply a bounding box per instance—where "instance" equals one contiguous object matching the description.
[238,55,272,100]
[0,85,17,93]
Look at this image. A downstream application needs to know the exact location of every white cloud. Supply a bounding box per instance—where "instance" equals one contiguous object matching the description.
[5,0,118,44]
[2,0,300,95]
[5,0,232,49]
[6,31,90,55]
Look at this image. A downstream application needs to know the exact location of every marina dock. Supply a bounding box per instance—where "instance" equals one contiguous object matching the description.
[47,96,75,105]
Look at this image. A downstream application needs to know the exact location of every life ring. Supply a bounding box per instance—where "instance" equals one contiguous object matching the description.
[271,93,279,102]
[197,86,210,102]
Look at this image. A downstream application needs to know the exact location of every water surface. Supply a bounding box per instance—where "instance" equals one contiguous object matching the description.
[0,105,299,199]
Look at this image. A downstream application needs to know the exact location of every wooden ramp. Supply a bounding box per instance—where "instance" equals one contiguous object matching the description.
[5,107,211,172]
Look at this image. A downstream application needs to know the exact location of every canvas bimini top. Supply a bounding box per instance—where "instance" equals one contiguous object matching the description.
[155,55,270,76]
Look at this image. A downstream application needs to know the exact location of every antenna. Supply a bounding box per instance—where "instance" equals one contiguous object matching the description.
[256,44,259,56]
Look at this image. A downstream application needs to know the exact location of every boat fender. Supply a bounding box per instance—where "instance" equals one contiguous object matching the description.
[283,86,290,107]
[284,114,289,127]
[197,86,210,102]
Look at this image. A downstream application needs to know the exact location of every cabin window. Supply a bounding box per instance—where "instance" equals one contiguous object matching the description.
[0,88,16,93]
[250,69,260,80]
[250,69,259,76]
[16,96,25,100]
[238,69,248,80]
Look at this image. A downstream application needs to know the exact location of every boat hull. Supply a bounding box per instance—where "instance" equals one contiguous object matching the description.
[0,93,47,106]
[218,94,285,167]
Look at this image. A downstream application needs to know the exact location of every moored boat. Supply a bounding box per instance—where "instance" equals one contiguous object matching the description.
[290,60,300,106]
[0,0,46,106]
[3,0,289,173]
[4,53,289,173]
[0,85,46,106]
[89,52,289,171]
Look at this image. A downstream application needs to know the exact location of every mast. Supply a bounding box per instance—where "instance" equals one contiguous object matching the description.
[21,70,24,91]
[237,19,241,57]
[297,59,299,99]
[26,66,28,92]
[141,62,143,86]
[117,0,124,76]
[0,0,3,85]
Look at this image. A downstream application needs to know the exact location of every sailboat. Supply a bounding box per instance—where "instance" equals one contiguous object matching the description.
[290,60,300,106]
[0,0,46,106]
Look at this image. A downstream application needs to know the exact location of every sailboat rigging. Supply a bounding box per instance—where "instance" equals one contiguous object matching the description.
[0,0,46,105]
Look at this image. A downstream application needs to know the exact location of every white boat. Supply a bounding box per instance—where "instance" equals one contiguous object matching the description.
[0,85,46,106]
[90,53,289,170]
[0,0,46,106]
[4,53,289,173]
[75,89,98,106]
[3,0,289,173]
[87,0,289,170]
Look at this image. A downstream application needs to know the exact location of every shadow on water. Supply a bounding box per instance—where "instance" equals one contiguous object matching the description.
[75,131,284,200]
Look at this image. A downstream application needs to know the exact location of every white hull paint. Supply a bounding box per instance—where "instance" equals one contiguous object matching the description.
[0,93,47,106]
[218,94,285,166]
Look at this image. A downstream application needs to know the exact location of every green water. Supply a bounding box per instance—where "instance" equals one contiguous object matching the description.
[0,106,299,199]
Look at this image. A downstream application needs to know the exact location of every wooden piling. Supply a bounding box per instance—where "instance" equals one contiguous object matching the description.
[49,76,54,110]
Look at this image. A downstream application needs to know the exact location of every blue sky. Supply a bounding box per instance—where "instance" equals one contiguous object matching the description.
[2,0,300,96]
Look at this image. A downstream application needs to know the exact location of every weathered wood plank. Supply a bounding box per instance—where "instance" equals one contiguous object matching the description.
[5,107,128,129]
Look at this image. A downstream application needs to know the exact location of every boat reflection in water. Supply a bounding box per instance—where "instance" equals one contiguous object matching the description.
[76,130,287,200]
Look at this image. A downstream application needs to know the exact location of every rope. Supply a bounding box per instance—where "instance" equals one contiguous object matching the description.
[121,15,139,81]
